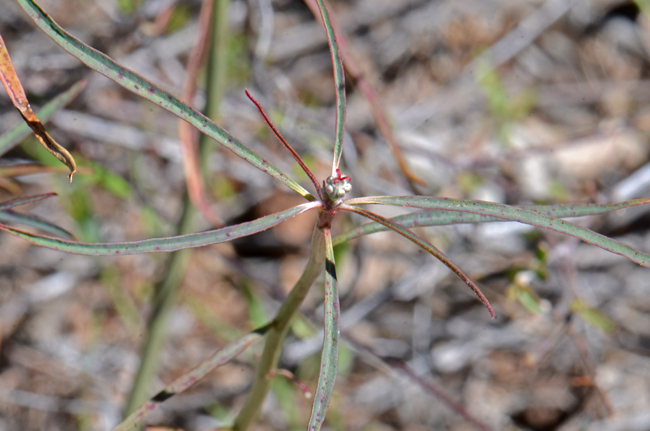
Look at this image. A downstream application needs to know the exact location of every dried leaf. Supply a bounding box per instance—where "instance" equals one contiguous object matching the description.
[0,34,76,181]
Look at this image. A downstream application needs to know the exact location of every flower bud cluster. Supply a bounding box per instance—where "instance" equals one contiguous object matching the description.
[323,169,351,207]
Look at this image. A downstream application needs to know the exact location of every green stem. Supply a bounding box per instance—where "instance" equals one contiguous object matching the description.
[124,0,231,415]
[199,0,229,150]
[233,226,325,431]
[123,195,197,416]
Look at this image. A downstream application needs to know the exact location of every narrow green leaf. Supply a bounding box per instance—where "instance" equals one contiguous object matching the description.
[506,284,541,314]
[0,209,73,239]
[0,80,86,156]
[17,0,314,201]
[0,192,57,211]
[314,0,346,173]
[115,329,267,431]
[308,228,340,431]
[570,299,616,333]
[0,202,320,256]
[341,204,494,318]
[347,196,650,267]
[334,199,650,245]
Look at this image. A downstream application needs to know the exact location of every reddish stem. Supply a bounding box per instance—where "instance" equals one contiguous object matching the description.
[268,369,313,399]
[245,89,323,200]
[178,0,223,227]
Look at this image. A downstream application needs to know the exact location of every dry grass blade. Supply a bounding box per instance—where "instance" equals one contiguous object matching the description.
[179,0,223,228]
[0,34,76,181]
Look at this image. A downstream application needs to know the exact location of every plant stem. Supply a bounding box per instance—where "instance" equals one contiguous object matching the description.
[124,0,231,416]
[200,0,229,141]
[123,194,197,417]
[233,226,325,431]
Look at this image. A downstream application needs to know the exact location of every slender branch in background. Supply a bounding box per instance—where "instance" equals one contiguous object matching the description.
[566,325,615,417]
[387,360,494,431]
[462,0,573,80]
[334,333,493,431]
[179,0,223,227]
[302,0,426,188]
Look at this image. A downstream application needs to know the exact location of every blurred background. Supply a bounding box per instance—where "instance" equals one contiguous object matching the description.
[1,0,650,430]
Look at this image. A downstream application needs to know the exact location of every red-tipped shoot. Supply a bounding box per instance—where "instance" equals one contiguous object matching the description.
[245,89,323,200]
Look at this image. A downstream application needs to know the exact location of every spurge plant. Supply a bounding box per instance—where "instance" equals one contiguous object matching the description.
[2,0,650,430]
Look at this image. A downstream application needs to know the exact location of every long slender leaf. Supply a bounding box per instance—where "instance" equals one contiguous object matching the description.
[115,329,267,431]
[302,0,425,186]
[0,192,57,211]
[334,198,650,245]
[0,81,86,156]
[314,0,346,174]
[0,201,320,256]
[0,34,77,180]
[16,0,314,201]
[308,228,340,431]
[347,196,650,267]
[341,204,494,317]
[0,210,73,239]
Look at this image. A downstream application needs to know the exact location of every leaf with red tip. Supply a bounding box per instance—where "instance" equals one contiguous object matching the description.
[347,196,650,268]
[334,198,650,245]
[341,204,494,318]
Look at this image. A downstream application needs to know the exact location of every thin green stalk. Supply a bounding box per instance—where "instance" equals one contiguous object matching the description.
[233,226,326,431]
[124,1,232,415]
[123,194,197,416]
[198,0,229,155]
